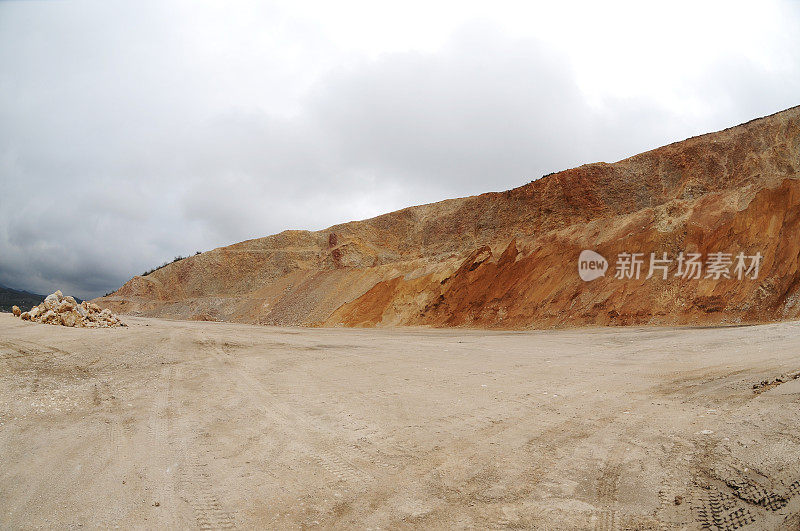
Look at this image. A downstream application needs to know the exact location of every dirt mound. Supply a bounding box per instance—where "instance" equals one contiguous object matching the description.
[96,106,800,328]
[17,290,125,328]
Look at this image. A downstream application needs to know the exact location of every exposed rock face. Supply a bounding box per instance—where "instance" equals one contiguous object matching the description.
[97,106,800,328]
[16,291,125,328]
[43,291,61,311]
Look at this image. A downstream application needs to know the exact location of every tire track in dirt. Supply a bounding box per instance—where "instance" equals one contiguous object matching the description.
[201,333,593,524]
[647,412,800,531]
[429,412,616,530]
[208,334,590,525]
[0,339,74,366]
[148,363,187,529]
[655,439,695,531]
[202,338,376,489]
[691,487,755,530]
[698,458,800,529]
[716,465,791,512]
[670,437,800,530]
[105,417,122,462]
[179,452,237,530]
[457,414,618,529]
[593,442,625,531]
[491,505,521,529]
[97,412,137,529]
[164,358,238,531]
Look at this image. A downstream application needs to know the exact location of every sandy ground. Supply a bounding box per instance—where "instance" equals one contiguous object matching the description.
[1,314,800,529]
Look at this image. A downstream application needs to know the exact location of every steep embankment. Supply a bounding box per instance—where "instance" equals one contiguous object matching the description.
[96,106,800,328]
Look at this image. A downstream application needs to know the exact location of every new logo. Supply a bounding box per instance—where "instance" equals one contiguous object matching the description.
[578,250,608,281]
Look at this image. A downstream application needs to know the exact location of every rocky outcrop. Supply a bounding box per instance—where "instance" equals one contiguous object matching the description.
[18,290,125,328]
[96,106,800,328]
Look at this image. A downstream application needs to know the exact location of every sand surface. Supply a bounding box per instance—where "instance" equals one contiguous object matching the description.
[2,313,800,529]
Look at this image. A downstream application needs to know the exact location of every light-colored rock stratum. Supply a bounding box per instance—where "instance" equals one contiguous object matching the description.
[97,106,800,328]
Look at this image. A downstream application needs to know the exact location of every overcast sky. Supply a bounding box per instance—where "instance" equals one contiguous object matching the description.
[1,0,799,299]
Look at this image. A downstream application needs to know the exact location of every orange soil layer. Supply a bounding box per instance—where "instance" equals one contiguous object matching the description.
[96,106,800,328]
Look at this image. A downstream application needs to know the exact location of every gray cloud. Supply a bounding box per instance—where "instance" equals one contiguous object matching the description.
[1,2,798,299]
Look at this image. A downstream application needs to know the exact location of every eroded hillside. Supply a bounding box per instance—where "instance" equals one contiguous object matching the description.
[96,106,800,328]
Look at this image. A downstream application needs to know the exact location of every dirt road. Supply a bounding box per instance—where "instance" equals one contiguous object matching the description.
[1,313,800,529]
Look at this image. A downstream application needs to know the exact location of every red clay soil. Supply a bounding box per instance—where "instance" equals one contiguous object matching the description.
[96,106,800,328]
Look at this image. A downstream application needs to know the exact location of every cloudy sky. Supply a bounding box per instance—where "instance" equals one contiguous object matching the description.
[1,0,798,299]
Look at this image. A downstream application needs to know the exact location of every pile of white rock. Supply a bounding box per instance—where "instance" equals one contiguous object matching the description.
[12,290,125,328]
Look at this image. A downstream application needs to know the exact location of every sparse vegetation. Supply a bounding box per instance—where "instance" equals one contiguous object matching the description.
[141,254,196,277]
[528,172,557,184]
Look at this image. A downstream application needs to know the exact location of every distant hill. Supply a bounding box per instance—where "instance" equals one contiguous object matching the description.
[0,285,46,313]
